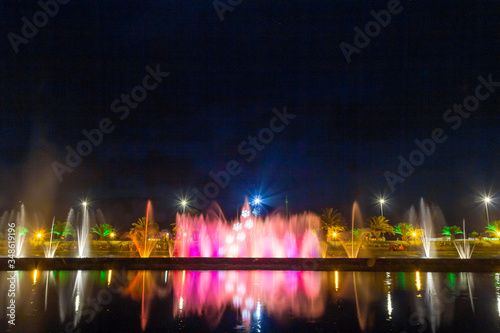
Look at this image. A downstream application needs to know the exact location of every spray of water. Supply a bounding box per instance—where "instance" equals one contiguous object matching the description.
[43,217,60,258]
[173,199,321,258]
[454,219,475,259]
[76,206,90,258]
[337,202,364,258]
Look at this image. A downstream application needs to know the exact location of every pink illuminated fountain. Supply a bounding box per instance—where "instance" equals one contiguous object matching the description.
[174,199,321,258]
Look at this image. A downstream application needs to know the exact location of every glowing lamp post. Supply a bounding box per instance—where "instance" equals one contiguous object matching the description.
[484,197,491,227]
[181,200,187,214]
[379,199,385,217]
[37,233,42,238]
[110,232,115,239]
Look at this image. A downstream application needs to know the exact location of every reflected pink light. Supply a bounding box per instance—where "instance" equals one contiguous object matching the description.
[174,199,321,258]
[172,270,325,330]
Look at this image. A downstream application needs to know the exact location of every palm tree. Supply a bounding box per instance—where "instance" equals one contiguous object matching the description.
[367,216,394,240]
[16,226,29,237]
[394,223,414,241]
[320,208,346,231]
[486,221,500,237]
[91,223,116,240]
[51,221,74,240]
[442,226,463,240]
[353,228,372,240]
[320,208,347,242]
[130,217,160,240]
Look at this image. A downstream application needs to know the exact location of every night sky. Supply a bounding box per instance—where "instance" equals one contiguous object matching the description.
[1,1,500,231]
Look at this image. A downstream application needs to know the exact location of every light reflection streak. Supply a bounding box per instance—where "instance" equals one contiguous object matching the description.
[495,273,500,317]
[107,270,112,286]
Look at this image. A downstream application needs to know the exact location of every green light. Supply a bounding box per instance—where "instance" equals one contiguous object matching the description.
[398,272,406,289]
[448,273,456,289]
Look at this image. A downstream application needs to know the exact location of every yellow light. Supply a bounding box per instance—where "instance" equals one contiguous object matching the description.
[108,270,112,286]
[485,197,491,203]
[181,200,187,206]
[183,233,187,237]
[497,232,500,237]
[110,232,115,238]
[334,271,339,291]
[416,271,421,291]
[33,269,38,285]
[412,232,416,237]
[332,232,337,237]
[37,233,42,238]
[380,199,385,204]
[82,201,87,206]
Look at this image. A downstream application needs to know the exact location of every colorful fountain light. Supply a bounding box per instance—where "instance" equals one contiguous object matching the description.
[129,200,160,258]
[173,199,321,258]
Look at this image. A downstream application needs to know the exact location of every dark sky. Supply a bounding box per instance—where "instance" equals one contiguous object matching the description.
[1,0,500,231]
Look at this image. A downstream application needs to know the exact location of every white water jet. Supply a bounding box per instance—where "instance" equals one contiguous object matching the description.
[338,202,364,258]
[76,206,90,258]
[454,219,475,259]
[419,199,433,258]
[15,204,27,257]
[43,217,60,258]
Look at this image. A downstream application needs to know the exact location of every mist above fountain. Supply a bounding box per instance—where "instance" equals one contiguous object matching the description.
[173,199,321,258]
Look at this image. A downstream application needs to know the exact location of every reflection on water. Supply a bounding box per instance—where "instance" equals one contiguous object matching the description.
[172,270,325,331]
[1,270,499,332]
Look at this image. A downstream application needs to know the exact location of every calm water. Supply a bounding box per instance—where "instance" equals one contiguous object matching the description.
[1,270,500,332]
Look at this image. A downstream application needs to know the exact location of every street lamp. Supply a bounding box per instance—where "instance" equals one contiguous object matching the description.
[180,200,187,214]
[110,232,115,239]
[484,196,491,227]
[379,199,385,217]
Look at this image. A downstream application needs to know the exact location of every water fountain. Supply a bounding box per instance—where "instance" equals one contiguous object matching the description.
[43,217,60,258]
[454,219,475,259]
[173,199,321,258]
[75,203,90,258]
[407,198,445,258]
[337,202,365,258]
[17,205,27,257]
[129,200,159,258]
